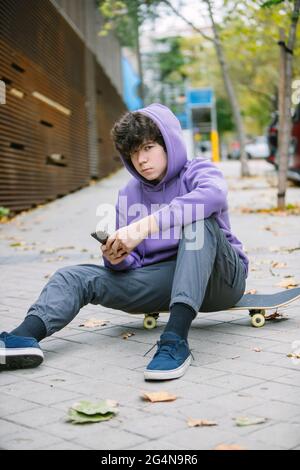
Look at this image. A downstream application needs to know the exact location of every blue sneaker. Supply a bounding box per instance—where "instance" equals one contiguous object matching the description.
[0,332,44,371]
[144,332,193,381]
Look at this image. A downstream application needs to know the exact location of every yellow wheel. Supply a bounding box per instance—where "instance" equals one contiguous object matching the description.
[143,315,157,329]
[251,313,266,328]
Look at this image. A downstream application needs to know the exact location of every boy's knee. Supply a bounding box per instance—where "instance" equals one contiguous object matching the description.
[52,265,80,282]
[184,217,217,238]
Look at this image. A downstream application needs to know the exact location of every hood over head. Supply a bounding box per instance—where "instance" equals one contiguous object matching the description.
[119,103,187,189]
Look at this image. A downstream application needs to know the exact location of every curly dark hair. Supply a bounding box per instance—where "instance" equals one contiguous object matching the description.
[110,111,167,161]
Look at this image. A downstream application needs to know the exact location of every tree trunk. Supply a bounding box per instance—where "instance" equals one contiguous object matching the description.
[133,2,145,105]
[205,0,250,177]
[162,0,250,176]
[277,0,300,210]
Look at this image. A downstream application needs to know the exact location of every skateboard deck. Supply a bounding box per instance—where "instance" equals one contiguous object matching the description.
[230,287,300,310]
[143,287,300,329]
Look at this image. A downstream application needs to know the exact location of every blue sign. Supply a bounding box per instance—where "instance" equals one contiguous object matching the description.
[187,88,213,107]
[122,56,143,111]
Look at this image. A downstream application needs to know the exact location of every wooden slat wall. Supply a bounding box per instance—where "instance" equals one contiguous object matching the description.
[95,60,125,179]
[0,0,125,212]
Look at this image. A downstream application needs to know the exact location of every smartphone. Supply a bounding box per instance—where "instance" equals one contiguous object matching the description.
[90,230,109,245]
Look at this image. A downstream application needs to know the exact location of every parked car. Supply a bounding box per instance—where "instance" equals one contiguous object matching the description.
[266,103,300,183]
[245,136,270,159]
[227,136,269,159]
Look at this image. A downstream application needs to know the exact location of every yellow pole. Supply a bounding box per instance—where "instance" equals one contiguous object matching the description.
[211,130,220,162]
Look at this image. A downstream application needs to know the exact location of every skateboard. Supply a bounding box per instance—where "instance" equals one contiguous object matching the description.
[142,287,300,329]
[91,232,300,330]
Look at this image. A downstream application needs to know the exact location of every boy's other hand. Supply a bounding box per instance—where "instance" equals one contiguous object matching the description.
[101,244,129,265]
[104,221,148,257]
[100,216,158,265]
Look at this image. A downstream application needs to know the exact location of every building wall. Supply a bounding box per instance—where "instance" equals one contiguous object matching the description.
[0,0,126,212]
[52,0,123,97]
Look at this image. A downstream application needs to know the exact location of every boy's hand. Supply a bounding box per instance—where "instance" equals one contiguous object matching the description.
[100,215,159,265]
[101,244,129,265]
[103,221,146,259]
[105,215,158,262]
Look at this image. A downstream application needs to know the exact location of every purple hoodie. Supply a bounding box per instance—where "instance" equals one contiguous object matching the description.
[104,103,249,278]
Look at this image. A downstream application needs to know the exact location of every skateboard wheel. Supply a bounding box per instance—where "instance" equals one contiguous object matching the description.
[143,315,157,329]
[251,313,265,328]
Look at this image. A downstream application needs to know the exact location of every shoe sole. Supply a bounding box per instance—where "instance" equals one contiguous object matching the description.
[144,354,192,381]
[0,348,44,371]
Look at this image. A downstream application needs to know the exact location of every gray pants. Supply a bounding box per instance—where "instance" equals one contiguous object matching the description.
[26,217,246,337]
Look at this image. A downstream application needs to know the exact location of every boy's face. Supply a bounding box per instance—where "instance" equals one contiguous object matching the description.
[130,140,167,182]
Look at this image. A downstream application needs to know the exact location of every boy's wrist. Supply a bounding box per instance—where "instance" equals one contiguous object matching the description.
[139,214,159,238]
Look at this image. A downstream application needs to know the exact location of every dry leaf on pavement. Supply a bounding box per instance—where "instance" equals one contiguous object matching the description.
[67,399,118,425]
[79,318,110,328]
[187,418,217,427]
[214,444,246,451]
[265,312,286,321]
[122,332,135,340]
[272,262,287,269]
[234,416,268,427]
[10,241,25,247]
[142,391,177,403]
[269,246,281,253]
[44,272,55,279]
[287,353,300,359]
[276,277,298,289]
[245,289,257,295]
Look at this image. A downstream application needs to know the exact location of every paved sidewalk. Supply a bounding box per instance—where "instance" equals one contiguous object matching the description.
[0,160,300,450]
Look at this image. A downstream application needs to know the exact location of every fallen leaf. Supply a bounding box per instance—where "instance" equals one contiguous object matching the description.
[287,353,300,359]
[43,256,67,262]
[239,204,300,216]
[187,418,217,427]
[9,241,25,247]
[66,399,118,425]
[245,289,257,295]
[214,444,246,451]
[253,348,262,353]
[79,318,109,328]
[234,416,268,427]
[286,246,300,253]
[142,391,177,403]
[265,312,286,321]
[269,246,281,253]
[72,400,118,415]
[122,332,135,340]
[44,272,55,279]
[276,277,299,289]
[271,262,287,269]
[40,248,57,254]
[40,246,75,254]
